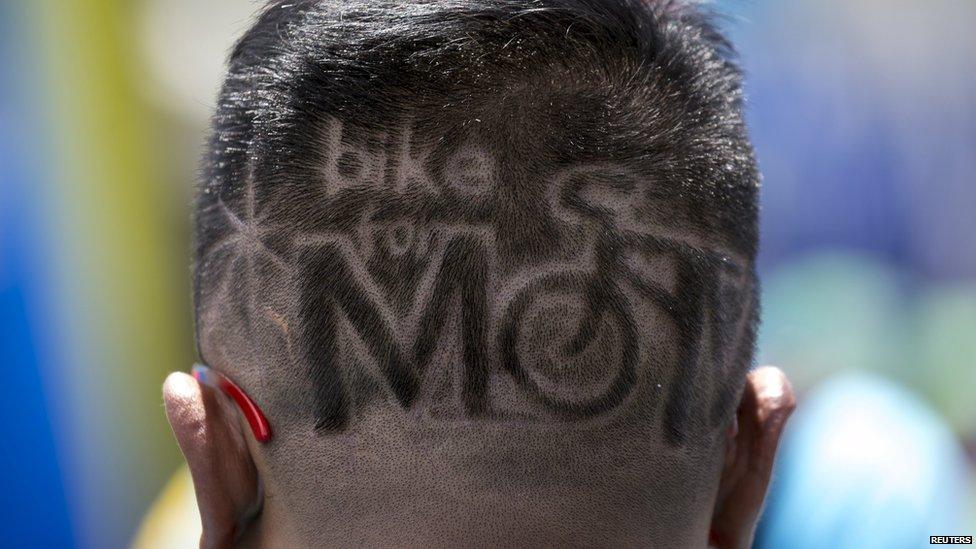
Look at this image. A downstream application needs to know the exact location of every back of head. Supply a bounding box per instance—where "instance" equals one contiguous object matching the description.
[193,0,760,546]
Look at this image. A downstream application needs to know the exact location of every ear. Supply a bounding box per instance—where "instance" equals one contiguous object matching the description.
[163,372,261,549]
[709,366,796,549]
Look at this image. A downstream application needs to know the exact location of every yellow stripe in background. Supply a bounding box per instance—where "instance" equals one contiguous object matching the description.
[133,466,201,549]
[30,0,194,546]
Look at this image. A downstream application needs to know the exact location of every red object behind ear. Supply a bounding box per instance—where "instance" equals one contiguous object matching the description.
[217,375,273,443]
[192,364,272,443]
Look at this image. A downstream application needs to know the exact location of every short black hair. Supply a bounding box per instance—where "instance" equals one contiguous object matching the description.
[194,0,760,447]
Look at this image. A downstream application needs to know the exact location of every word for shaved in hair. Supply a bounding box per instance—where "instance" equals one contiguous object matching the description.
[215,120,753,445]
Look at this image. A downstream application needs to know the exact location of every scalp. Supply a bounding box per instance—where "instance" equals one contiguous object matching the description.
[193,2,760,541]
[195,0,758,441]
[194,0,759,545]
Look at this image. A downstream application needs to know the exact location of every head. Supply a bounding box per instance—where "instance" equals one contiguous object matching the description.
[165,0,795,547]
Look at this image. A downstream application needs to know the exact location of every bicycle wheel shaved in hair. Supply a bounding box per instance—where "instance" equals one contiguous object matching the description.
[193,0,761,545]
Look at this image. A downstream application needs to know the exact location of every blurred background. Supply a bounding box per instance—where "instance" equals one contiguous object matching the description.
[1,0,973,546]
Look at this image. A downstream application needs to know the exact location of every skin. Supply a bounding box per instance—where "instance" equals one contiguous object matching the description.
[164,366,794,548]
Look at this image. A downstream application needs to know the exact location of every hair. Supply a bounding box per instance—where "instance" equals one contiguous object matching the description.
[193,0,759,543]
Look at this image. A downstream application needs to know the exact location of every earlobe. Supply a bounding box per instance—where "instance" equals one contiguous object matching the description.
[709,366,796,549]
[163,372,262,549]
